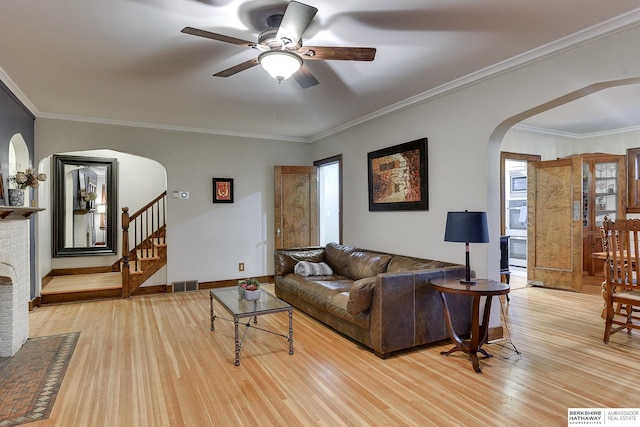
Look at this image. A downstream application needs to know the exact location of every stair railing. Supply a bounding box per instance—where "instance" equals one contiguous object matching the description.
[120,191,167,297]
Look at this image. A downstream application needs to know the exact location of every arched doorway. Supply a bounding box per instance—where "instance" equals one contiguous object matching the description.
[488,78,640,289]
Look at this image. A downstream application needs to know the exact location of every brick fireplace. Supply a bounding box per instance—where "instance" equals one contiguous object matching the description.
[0,207,41,357]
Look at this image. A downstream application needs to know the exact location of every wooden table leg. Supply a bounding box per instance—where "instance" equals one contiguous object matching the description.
[468,295,495,372]
[439,292,496,373]
[438,292,465,355]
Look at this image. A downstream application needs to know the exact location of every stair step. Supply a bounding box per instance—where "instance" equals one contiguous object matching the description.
[152,238,167,247]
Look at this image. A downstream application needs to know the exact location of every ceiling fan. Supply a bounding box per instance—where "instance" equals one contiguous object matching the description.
[181,0,376,89]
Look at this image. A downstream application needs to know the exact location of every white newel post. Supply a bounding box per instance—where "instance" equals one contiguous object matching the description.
[0,207,43,357]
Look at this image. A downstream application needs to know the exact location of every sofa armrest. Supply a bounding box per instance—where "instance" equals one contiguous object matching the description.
[274,247,326,276]
[368,266,470,356]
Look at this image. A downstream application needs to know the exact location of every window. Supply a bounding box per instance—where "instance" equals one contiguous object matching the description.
[314,155,342,246]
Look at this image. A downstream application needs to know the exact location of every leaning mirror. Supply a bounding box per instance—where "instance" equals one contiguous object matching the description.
[52,155,118,257]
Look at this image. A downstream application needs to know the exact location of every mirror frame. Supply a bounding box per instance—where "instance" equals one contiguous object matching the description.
[52,155,119,257]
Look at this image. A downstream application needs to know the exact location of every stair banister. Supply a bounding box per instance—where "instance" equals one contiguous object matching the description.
[119,191,167,297]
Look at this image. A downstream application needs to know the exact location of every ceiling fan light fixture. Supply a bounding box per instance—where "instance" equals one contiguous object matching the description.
[258,50,302,81]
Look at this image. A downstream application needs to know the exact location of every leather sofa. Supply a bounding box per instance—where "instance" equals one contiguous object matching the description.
[274,243,473,358]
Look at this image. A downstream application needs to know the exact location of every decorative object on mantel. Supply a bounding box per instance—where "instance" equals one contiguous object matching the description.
[8,169,47,207]
[8,189,24,207]
[79,191,97,210]
[238,278,261,300]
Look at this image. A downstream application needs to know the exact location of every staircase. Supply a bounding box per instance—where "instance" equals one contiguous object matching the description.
[40,192,167,305]
[117,192,167,298]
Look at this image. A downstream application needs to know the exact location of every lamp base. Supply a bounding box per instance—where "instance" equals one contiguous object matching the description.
[459,279,477,285]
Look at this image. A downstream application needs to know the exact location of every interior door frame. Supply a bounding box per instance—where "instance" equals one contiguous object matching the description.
[274,165,319,249]
[314,154,343,245]
[500,151,541,235]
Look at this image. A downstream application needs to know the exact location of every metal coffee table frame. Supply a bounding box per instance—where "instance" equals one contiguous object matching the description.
[209,287,293,366]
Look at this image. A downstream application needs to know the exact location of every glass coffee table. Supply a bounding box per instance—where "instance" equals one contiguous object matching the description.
[209,287,294,366]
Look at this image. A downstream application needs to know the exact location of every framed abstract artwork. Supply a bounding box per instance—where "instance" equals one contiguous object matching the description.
[367,138,428,211]
[212,178,234,203]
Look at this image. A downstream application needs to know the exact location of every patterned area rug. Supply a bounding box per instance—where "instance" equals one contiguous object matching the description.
[0,332,79,426]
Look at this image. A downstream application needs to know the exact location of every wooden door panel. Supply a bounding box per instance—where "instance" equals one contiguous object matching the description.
[274,166,318,249]
[528,158,582,291]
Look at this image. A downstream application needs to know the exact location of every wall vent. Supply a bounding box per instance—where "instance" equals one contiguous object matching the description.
[172,280,199,292]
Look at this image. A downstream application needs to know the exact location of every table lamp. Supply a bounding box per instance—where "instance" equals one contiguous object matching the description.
[444,211,490,284]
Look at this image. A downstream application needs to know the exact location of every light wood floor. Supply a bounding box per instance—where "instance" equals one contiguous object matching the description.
[42,272,121,294]
[27,284,640,426]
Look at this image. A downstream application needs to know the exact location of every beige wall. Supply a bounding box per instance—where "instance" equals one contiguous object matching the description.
[311,23,640,280]
[34,120,310,288]
[31,22,640,292]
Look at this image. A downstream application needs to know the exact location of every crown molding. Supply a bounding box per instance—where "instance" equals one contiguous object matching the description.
[512,123,640,139]
[36,112,309,143]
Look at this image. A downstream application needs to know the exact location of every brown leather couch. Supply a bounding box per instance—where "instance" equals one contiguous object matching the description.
[274,243,473,358]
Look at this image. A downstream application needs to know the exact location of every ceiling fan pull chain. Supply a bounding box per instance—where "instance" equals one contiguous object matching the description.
[276,80,282,121]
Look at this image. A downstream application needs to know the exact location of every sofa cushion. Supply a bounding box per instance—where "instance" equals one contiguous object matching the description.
[294,261,333,276]
[274,248,326,276]
[347,251,392,280]
[296,279,354,310]
[347,276,378,315]
[386,256,456,273]
[325,243,356,277]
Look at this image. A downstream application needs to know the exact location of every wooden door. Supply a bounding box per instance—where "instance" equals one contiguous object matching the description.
[528,157,582,291]
[274,166,318,249]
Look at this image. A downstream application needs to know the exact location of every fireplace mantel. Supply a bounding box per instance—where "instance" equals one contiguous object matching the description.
[0,206,45,220]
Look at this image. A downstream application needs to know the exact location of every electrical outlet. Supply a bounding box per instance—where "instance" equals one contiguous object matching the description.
[238,262,245,272]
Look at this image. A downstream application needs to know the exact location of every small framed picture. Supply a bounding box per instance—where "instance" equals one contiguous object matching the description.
[212,178,234,203]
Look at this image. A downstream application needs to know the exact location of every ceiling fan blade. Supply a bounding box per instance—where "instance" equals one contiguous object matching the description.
[292,65,319,89]
[213,58,260,77]
[181,27,255,48]
[276,1,318,47]
[299,47,376,61]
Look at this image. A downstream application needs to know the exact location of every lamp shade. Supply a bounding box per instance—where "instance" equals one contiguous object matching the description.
[96,204,106,214]
[258,50,303,81]
[444,211,489,243]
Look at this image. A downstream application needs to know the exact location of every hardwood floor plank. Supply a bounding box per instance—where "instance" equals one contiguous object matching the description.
[24,285,640,426]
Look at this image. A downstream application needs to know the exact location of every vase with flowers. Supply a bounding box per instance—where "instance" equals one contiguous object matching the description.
[238,278,261,300]
[78,190,97,210]
[8,169,47,206]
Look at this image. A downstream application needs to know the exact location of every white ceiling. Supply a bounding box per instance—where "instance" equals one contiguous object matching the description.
[1,1,640,142]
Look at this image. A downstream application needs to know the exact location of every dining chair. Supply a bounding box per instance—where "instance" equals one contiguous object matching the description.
[602,218,640,343]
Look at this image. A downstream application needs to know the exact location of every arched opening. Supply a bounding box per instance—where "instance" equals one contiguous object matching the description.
[488,78,640,288]
[36,149,169,297]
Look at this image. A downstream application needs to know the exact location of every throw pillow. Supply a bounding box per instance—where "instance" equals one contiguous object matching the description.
[294,261,334,276]
[347,276,377,316]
